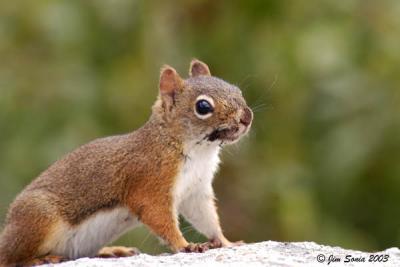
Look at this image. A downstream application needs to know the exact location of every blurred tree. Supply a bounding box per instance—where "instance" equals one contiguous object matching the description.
[1,0,399,253]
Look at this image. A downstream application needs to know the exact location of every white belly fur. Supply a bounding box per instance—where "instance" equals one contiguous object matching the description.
[42,207,139,259]
[174,141,221,209]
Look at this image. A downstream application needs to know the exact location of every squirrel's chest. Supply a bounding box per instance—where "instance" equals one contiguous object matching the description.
[173,143,220,205]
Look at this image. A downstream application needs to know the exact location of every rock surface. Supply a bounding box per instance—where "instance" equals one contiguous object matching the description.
[44,241,400,267]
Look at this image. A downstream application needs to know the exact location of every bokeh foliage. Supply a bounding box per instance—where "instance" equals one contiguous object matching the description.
[1,0,400,253]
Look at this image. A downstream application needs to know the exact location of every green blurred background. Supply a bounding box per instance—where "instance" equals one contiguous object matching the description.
[1,0,400,254]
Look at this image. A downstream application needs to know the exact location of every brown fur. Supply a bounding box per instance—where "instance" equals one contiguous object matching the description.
[0,59,253,266]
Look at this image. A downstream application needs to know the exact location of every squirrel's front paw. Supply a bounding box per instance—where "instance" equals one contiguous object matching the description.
[180,242,209,253]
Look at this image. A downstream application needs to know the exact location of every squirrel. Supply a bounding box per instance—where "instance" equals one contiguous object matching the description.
[0,59,253,267]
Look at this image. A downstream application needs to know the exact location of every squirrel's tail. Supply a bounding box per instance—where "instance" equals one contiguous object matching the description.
[0,227,13,267]
[0,230,9,267]
[0,224,34,267]
[0,195,60,267]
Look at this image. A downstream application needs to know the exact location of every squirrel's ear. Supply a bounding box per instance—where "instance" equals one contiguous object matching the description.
[189,59,211,77]
[159,65,183,109]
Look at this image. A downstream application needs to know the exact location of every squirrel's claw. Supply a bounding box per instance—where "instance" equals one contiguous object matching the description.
[180,242,209,253]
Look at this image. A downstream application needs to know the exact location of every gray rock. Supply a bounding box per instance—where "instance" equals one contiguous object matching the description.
[45,241,400,267]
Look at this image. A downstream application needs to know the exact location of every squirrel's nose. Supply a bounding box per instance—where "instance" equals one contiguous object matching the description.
[240,107,253,127]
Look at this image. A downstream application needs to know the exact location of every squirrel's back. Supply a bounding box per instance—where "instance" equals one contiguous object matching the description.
[9,120,182,226]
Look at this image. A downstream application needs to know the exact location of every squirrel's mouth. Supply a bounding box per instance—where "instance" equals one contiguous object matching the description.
[207,124,249,143]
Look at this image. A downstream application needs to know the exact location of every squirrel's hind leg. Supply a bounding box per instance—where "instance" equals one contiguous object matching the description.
[19,255,67,267]
[96,246,140,258]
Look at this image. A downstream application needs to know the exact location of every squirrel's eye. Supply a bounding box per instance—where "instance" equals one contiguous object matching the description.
[196,100,213,115]
[194,95,215,119]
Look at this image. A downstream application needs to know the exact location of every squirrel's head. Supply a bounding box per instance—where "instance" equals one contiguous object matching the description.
[152,59,253,146]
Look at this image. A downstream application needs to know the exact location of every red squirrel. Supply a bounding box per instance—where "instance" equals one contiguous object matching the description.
[0,60,253,266]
